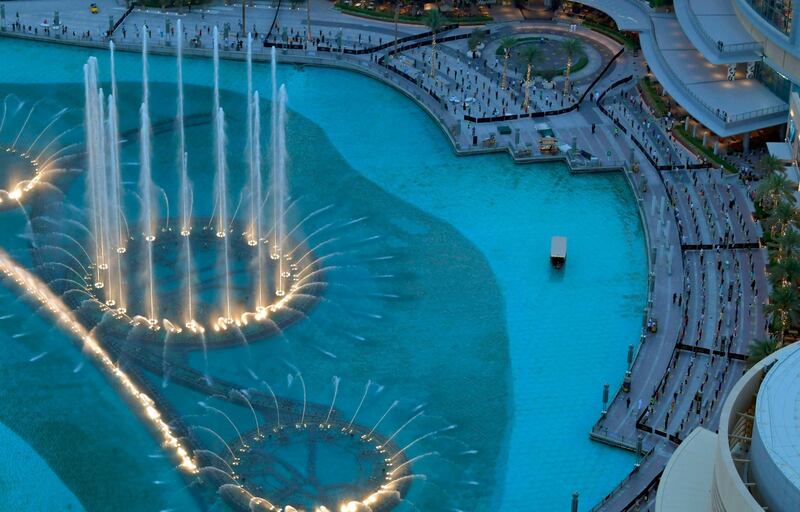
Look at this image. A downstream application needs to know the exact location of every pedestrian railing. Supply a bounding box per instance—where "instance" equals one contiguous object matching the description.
[683,0,762,56]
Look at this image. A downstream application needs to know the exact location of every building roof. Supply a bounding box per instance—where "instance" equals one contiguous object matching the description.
[655,428,716,512]
[572,0,788,136]
[754,344,800,497]
[674,0,761,64]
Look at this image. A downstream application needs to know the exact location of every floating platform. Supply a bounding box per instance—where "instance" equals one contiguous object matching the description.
[551,236,567,269]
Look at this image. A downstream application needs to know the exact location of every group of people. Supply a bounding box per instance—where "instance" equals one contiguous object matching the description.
[638,169,762,441]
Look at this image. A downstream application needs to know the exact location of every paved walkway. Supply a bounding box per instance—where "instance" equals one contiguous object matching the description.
[588,84,768,512]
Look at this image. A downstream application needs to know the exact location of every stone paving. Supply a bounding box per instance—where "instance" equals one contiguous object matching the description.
[0,2,771,510]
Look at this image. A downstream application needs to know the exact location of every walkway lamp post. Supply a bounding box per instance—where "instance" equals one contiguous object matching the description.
[1,4,6,32]
[571,492,579,512]
[393,2,400,57]
[306,0,312,48]
[634,435,643,470]
[602,383,609,416]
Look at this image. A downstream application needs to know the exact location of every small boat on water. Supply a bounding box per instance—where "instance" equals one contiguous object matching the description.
[551,236,567,269]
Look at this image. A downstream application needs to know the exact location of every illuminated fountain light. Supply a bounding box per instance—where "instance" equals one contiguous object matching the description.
[81,224,322,345]
[218,419,411,512]
[0,92,77,207]
[0,248,198,474]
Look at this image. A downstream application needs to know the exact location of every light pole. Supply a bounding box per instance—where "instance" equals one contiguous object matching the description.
[242,0,246,38]
[306,0,312,47]
[393,1,399,57]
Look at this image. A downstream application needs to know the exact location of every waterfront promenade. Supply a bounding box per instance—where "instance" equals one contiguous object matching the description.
[0,2,769,510]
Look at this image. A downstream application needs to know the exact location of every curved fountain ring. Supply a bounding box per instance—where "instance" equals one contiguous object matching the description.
[0,144,48,208]
[81,219,324,349]
[209,422,412,512]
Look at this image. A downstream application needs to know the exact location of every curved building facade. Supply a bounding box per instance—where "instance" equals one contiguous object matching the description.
[656,343,800,511]
[572,0,799,142]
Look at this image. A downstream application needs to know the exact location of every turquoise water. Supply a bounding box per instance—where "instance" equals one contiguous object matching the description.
[0,38,646,511]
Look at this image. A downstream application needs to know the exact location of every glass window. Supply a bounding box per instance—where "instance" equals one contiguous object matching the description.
[746,0,793,34]
[755,61,791,100]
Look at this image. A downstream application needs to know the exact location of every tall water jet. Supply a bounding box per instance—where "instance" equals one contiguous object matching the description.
[139,27,157,325]
[83,58,107,291]
[214,107,232,324]
[107,39,126,312]
[213,26,220,117]
[252,93,266,311]
[83,56,124,308]
[270,85,288,297]
[139,103,157,325]
[106,93,126,312]
[176,18,196,329]
[142,26,150,109]
[246,35,266,311]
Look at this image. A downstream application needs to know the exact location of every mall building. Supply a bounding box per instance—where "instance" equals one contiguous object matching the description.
[567,0,800,164]
[654,342,800,511]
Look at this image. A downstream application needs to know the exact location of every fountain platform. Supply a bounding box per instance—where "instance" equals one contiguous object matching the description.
[37,217,324,349]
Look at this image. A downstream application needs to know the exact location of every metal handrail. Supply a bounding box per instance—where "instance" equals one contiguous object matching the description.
[642,14,786,125]
[683,0,762,55]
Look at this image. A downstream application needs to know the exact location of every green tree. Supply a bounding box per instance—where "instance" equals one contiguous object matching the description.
[467,28,485,53]
[520,46,541,113]
[758,154,785,177]
[770,230,800,259]
[766,284,800,345]
[560,38,583,95]
[424,9,444,78]
[756,172,796,211]
[768,201,799,237]
[748,337,779,365]
[769,257,800,288]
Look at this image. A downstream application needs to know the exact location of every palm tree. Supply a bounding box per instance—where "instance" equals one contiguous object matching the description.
[770,230,800,259]
[467,29,484,55]
[519,46,541,113]
[748,337,778,365]
[768,201,799,237]
[755,172,796,211]
[424,9,444,78]
[769,257,800,288]
[499,36,516,90]
[561,38,583,95]
[765,284,800,345]
[758,154,785,177]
